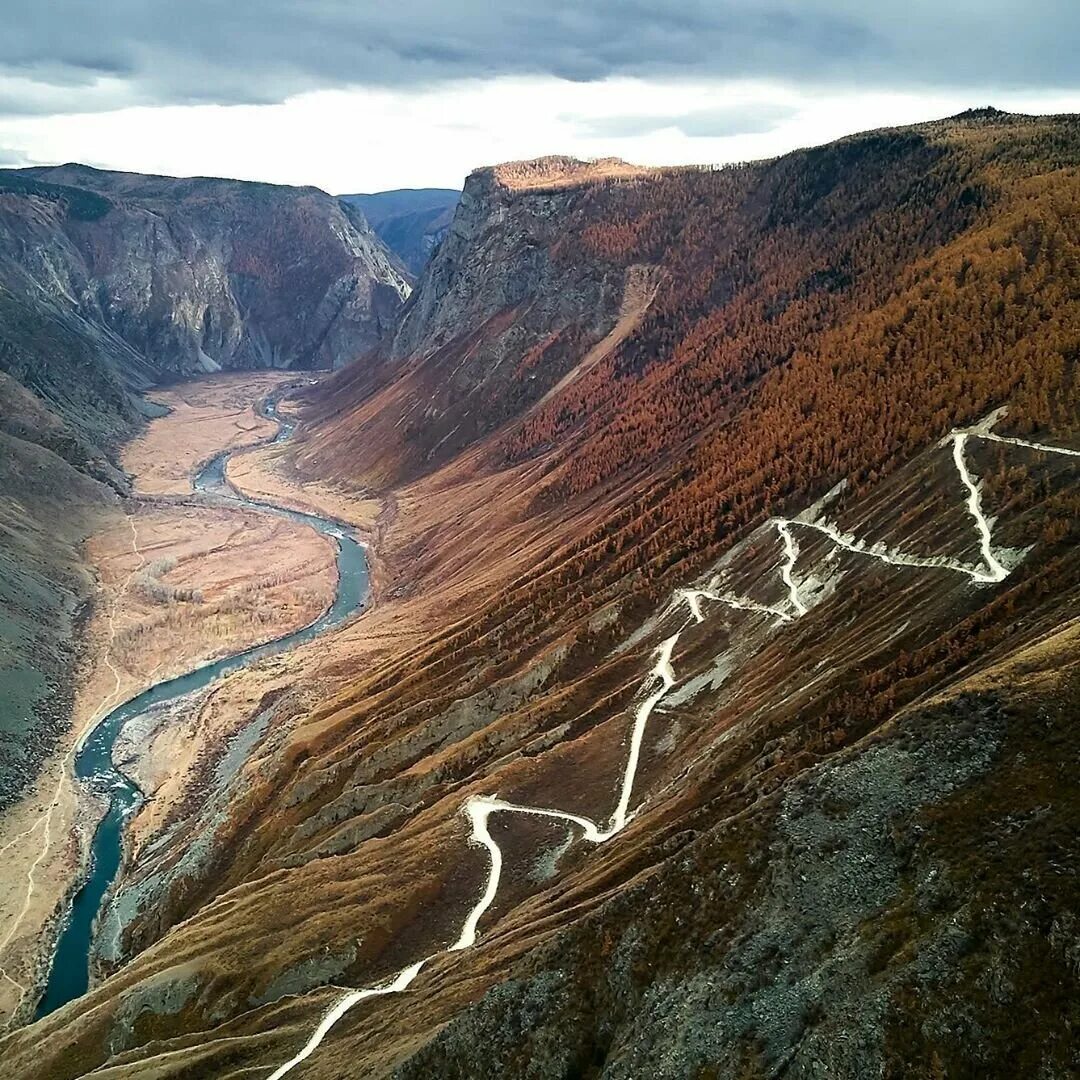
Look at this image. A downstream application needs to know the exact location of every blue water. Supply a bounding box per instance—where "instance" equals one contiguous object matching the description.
[35,401,368,1018]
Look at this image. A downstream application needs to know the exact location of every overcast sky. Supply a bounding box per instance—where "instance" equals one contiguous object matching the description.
[2,1,1078,193]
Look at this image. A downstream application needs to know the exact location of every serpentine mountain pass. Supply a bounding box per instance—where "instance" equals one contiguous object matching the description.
[0,107,1078,1080]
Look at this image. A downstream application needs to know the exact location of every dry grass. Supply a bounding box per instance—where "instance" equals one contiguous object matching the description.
[123,371,306,495]
[491,155,660,191]
[97,507,336,684]
[0,395,337,1033]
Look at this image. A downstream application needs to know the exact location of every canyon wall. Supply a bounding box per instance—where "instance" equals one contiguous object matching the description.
[0,165,410,378]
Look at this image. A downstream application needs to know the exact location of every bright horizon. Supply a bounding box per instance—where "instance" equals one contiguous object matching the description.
[5,82,1080,195]
[4,3,1080,193]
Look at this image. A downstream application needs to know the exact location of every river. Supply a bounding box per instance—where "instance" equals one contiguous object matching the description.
[35,400,369,1018]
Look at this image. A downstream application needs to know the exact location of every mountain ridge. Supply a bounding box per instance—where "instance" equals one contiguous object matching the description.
[339,188,460,277]
[0,163,410,377]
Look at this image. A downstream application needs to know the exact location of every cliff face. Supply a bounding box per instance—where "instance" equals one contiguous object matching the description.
[381,158,659,371]
[388,163,626,363]
[0,165,410,377]
[300,160,654,486]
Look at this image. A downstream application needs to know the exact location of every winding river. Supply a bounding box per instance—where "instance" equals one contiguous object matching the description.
[36,400,369,1018]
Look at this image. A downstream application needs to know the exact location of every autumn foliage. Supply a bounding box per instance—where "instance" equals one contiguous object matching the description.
[490,115,1080,608]
[308,110,1080,745]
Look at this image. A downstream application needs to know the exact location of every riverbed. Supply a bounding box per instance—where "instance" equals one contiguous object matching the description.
[36,400,369,1018]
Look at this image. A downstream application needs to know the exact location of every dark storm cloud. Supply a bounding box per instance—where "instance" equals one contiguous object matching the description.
[575,104,798,139]
[1,1,1078,115]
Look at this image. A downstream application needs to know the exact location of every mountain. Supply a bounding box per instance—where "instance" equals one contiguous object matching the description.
[0,165,410,375]
[311,157,662,485]
[4,112,1080,1078]
[0,339,125,803]
[0,164,410,809]
[339,187,460,276]
[0,285,148,806]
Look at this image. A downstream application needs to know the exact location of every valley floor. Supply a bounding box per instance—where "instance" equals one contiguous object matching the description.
[0,373,337,1028]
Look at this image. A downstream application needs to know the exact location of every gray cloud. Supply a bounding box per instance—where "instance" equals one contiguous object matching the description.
[574,103,798,139]
[0,146,36,166]
[1,1,1079,117]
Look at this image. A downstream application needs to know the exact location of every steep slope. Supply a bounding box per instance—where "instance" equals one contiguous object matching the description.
[0,165,410,375]
[0,288,146,808]
[0,423,118,808]
[4,111,1080,1079]
[339,188,460,277]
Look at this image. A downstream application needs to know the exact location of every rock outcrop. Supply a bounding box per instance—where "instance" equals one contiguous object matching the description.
[388,162,621,364]
[300,159,652,485]
[0,165,410,377]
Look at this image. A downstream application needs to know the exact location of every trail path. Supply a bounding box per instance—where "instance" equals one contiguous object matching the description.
[262,422,1078,1077]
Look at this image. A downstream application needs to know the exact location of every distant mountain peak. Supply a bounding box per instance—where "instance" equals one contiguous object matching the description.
[339,188,460,277]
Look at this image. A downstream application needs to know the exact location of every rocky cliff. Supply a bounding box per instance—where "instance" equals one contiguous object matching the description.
[388,164,612,362]
[302,158,660,485]
[0,165,410,377]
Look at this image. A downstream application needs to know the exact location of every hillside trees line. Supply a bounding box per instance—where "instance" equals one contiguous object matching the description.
[497,118,1080,608]
[307,115,1080,782]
